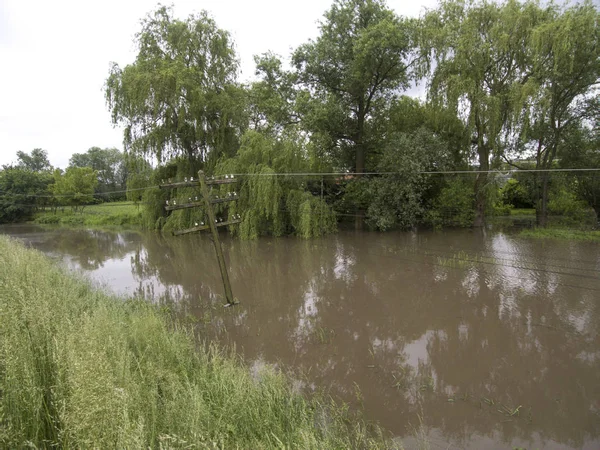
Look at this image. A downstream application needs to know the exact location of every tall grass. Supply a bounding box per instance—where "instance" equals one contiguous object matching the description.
[34,201,143,228]
[520,228,600,242]
[0,236,390,449]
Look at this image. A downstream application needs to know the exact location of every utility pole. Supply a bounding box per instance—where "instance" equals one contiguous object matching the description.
[159,170,241,306]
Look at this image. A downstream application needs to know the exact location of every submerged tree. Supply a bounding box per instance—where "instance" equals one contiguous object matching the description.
[213,131,336,239]
[293,0,417,225]
[422,0,552,226]
[559,124,600,225]
[363,128,452,230]
[512,2,600,226]
[105,5,246,170]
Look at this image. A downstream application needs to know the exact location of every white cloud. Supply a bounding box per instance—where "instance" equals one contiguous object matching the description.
[0,0,436,169]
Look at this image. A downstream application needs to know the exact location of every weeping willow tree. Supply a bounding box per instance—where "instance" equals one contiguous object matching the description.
[105,5,246,171]
[104,5,250,230]
[422,0,553,226]
[213,131,337,239]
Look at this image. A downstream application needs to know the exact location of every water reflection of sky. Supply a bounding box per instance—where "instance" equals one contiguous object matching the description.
[3,225,600,450]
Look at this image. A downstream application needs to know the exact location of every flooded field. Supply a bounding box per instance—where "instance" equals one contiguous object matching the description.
[2,224,599,449]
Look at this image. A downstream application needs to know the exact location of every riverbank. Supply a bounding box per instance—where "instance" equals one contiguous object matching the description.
[520,228,600,242]
[33,201,143,228]
[0,236,389,448]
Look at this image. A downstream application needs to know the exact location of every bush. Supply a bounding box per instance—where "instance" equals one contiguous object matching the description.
[501,178,535,209]
[547,189,594,227]
[425,178,475,228]
[35,215,61,224]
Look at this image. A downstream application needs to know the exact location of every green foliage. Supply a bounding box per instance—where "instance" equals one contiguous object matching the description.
[69,147,126,199]
[520,228,600,242]
[124,153,153,205]
[293,0,415,174]
[214,131,336,239]
[0,166,53,223]
[425,177,475,229]
[105,5,245,169]
[422,0,555,225]
[51,167,98,212]
[0,236,390,449]
[547,185,591,226]
[506,2,600,225]
[249,52,301,135]
[16,148,53,172]
[500,178,535,209]
[34,202,143,228]
[361,128,451,230]
[559,125,600,225]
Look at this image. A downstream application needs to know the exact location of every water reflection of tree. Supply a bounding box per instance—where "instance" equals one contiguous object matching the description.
[33,229,140,270]
[129,229,600,449]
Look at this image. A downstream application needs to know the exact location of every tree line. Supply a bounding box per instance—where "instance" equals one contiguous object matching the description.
[2,0,599,233]
[0,148,130,223]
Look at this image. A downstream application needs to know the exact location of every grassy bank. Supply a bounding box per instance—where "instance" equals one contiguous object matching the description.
[0,236,389,449]
[510,208,536,216]
[520,228,600,242]
[33,201,143,228]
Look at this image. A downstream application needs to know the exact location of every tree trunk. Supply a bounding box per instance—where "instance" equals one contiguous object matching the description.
[473,141,489,228]
[354,106,366,230]
[537,173,550,227]
[592,205,600,227]
[473,172,487,227]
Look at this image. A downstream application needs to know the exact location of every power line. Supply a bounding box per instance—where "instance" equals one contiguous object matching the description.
[2,166,599,198]
[226,168,600,177]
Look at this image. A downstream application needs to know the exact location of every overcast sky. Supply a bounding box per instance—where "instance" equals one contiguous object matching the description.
[0,0,440,169]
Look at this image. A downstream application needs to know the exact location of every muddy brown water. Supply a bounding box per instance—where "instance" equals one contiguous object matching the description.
[2,224,600,449]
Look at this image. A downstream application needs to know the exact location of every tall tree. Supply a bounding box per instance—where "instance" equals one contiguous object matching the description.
[292,0,416,225]
[16,148,52,172]
[422,0,551,226]
[69,147,126,198]
[559,124,600,224]
[51,167,98,212]
[0,166,52,223]
[511,2,600,226]
[248,52,301,135]
[105,5,246,170]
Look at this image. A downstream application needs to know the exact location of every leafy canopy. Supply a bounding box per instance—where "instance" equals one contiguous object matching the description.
[105,5,245,168]
[52,167,98,211]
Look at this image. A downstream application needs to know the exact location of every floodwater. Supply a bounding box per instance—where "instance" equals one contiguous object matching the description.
[2,224,600,449]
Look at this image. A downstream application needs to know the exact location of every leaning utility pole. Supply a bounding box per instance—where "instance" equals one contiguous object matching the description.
[159,170,241,305]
